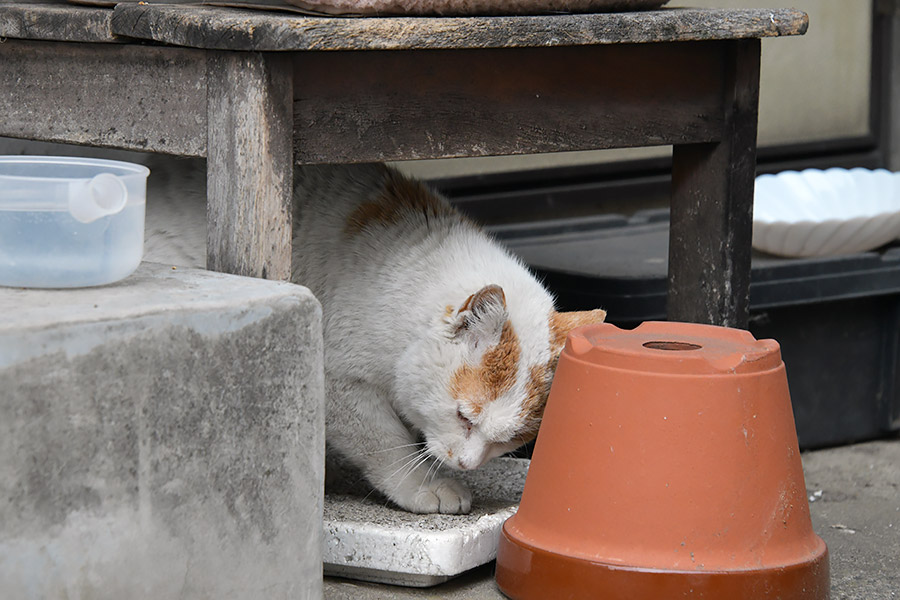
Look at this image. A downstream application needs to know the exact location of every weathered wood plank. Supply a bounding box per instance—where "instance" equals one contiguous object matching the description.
[667,39,761,329]
[293,43,725,163]
[206,51,294,280]
[0,40,207,155]
[110,5,807,52]
[0,3,117,43]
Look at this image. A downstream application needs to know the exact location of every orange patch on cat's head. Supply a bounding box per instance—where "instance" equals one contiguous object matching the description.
[383,170,452,218]
[344,201,399,235]
[513,309,607,441]
[518,363,552,442]
[449,320,520,415]
[549,309,607,353]
[344,168,455,235]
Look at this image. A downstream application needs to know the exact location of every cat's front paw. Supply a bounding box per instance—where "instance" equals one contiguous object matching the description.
[400,477,472,514]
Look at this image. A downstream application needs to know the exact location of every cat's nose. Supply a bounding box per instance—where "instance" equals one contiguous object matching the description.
[457,457,477,470]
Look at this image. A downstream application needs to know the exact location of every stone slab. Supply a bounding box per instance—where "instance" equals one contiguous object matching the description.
[323,458,528,587]
[0,262,325,600]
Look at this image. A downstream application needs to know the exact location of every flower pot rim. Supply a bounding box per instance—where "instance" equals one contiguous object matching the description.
[497,523,830,600]
[565,321,783,375]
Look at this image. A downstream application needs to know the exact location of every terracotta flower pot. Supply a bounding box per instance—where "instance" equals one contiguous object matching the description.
[496,321,829,599]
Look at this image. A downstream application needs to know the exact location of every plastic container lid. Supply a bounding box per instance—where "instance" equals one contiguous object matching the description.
[0,156,148,221]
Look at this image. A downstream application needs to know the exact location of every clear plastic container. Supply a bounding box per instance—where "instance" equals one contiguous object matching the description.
[0,156,149,288]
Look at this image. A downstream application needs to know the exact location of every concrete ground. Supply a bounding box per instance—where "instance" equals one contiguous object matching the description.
[324,435,900,600]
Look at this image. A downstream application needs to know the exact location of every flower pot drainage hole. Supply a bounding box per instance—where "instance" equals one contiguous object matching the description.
[642,341,702,351]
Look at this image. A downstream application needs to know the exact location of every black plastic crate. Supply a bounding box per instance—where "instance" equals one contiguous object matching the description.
[490,210,900,449]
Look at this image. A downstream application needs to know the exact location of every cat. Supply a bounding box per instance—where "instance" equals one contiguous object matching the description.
[141,158,606,514]
[290,164,605,514]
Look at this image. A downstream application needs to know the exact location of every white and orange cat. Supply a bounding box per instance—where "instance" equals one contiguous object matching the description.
[141,159,605,514]
[290,164,605,514]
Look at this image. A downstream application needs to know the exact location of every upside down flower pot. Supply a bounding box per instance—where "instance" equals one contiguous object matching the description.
[496,321,829,599]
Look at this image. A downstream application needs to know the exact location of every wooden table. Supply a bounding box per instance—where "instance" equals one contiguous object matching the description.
[0,2,806,327]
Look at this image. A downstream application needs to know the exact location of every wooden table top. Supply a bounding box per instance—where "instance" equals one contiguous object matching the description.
[0,2,807,50]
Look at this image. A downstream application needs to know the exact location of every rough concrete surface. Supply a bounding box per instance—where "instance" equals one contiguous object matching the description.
[803,438,900,600]
[0,262,325,600]
[324,436,900,599]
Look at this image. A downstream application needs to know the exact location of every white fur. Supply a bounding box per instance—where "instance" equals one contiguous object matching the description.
[292,164,556,514]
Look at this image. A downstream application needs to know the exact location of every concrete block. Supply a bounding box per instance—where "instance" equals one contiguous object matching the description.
[323,457,528,587]
[0,263,325,600]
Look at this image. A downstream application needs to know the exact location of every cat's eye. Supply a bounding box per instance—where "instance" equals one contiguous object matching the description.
[457,408,474,432]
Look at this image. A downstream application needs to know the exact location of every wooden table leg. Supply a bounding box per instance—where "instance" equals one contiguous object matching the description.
[206,51,294,280]
[668,39,761,329]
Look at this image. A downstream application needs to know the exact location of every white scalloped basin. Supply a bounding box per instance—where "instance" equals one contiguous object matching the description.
[753,168,900,257]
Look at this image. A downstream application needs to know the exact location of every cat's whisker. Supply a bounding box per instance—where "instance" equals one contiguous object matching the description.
[380,447,428,471]
[343,444,424,463]
[382,448,430,491]
[357,442,426,461]
[384,449,426,479]
[395,452,433,492]
[408,452,433,481]
[422,456,437,482]
[425,456,443,483]
[361,442,426,456]
[360,485,381,504]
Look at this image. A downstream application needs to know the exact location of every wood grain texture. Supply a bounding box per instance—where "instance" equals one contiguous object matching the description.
[0,2,117,42]
[109,5,807,51]
[0,40,207,155]
[667,39,761,329]
[293,43,725,163]
[206,51,294,280]
[280,0,667,17]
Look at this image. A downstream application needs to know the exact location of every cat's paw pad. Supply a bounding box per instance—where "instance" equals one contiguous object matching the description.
[408,478,472,514]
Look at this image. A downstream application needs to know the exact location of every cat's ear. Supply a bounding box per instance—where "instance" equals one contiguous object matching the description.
[452,284,508,350]
[549,309,607,355]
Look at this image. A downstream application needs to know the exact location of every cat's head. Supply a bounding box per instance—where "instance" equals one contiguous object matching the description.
[396,284,606,472]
